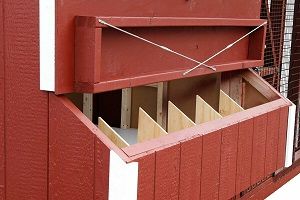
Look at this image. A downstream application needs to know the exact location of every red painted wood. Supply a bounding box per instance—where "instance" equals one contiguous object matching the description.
[219,125,239,200]
[277,107,289,169]
[200,130,222,200]
[265,110,280,175]
[94,138,110,200]
[83,16,266,28]
[155,145,180,200]
[137,154,155,200]
[179,137,203,200]
[0,0,4,197]
[56,0,263,93]
[236,119,254,193]
[49,94,96,200]
[251,114,268,184]
[4,0,48,199]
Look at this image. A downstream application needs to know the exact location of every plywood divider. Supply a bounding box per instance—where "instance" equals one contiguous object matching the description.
[98,117,129,148]
[137,108,168,143]
[168,101,196,133]
[195,95,222,124]
[219,90,244,117]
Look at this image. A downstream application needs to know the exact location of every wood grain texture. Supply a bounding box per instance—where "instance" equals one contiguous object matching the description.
[219,90,244,117]
[137,154,156,200]
[236,119,254,193]
[94,138,110,200]
[200,131,222,200]
[277,107,289,169]
[0,0,4,197]
[4,0,48,199]
[155,145,180,200]
[168,101,195,133]
[251,114,268,184]
[179,137,202,200]
[137,108,167,143]
[49,94,95,200]
[98,117,129,148]
[265,110,280,176]
[219,125,239,200]
[195,95,222,124]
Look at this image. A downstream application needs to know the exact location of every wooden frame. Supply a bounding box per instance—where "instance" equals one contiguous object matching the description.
[74,17,267,93]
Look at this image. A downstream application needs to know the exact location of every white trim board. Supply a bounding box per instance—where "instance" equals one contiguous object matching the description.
[109,151,139,200]
[39,0,55,91]
[285,103,296,168]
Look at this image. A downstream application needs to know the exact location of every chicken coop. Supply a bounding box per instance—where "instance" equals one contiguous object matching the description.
[1,0,300,199]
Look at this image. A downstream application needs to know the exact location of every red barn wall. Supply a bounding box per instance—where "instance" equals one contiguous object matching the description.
[1,0,48,199]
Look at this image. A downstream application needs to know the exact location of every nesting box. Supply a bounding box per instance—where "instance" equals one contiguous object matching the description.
[40,1,296,200]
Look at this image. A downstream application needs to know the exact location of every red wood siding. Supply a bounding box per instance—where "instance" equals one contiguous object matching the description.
[200,130,222,200]
[135,107,289,200]
[49,94,110,200]
[137,154,156,200]
[179,137,202,200]
[251,114,268,184]
[4,0,48,199]
[219,125,239,200]
[155,145,181,200]
[236,119,254,193]
[0,0,4,197]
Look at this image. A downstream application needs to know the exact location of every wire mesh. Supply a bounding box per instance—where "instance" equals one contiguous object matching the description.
[259,0,300,151]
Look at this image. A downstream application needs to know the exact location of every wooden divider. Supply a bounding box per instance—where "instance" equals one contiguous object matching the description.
[137,108,168,143]
[168,101,196,133]
[195,95,222,124]
[98,117,129,148]
[219,90,244,117]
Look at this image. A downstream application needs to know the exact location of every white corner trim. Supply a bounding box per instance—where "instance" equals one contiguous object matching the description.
[285,103,296,168]
[39,0,55,91]
[109,151,139,200]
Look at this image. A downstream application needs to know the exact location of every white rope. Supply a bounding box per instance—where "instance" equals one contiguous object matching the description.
[98,19,216,71]
[183,21,267,75]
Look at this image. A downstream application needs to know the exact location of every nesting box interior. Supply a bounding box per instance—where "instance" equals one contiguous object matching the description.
[67,69,281,150]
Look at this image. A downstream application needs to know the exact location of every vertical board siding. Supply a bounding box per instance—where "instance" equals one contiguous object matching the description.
[277,107,289,169]
[179,137,202,200]
[49,94,96,200]
[94,138,110,200]
[219,125,239,200]
[4,0,48,199]
[236,119,254,193]
[265,110,280,175]
[251,114,268,184]
[0,0,4,197]
[155,145,180,200]
[200,131,222,200]
[137,154,155,200]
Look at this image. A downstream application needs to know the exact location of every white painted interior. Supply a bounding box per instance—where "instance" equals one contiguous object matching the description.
[109,150,139,200]
[39,0,55,91]
[285,103,296,167]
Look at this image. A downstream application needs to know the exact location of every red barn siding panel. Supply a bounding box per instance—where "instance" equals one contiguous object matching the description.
[265,110,280,175]
[49,94,95,200]
[200,131,222,200]
[179,137,202,200]
[0,0,4,197]
[251,114,268,184]
[236,119,254,193]
[155,145,180,200]
[94,138,110,200]
[137,154,155,200]
[4,0,48,199]
[277,107,289,169]
[219,125,239,200]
